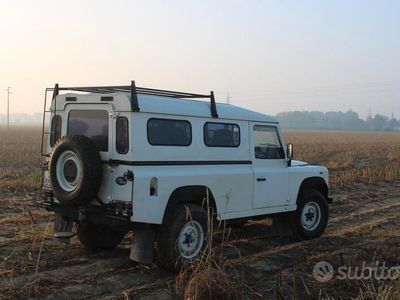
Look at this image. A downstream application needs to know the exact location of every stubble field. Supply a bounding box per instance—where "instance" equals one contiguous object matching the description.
[0,126,399,299]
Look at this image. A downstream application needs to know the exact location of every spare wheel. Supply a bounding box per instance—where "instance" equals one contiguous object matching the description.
[49,135,103,207]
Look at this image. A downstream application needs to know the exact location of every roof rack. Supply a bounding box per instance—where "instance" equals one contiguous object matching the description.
[50,80,218,118]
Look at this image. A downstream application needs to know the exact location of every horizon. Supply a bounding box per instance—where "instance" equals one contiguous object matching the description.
[0,108,397,127]
[1,1,399,119]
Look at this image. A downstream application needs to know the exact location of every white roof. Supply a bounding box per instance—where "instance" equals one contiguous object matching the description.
[138,94,278,123]
[56,92,278,123]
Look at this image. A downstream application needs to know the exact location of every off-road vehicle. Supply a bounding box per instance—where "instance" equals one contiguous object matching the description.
[40,81,331,271]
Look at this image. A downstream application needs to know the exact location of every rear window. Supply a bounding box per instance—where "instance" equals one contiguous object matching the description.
[68,110,109,151]
[147,118,191,146]
[50,115,62,147]
[204,122,240,147]
[116,117,129,154]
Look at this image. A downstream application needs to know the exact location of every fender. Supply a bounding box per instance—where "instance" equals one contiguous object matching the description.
[161,185,217,224]
[297,177,330,203]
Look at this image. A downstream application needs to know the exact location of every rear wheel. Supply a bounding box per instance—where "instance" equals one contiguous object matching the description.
[77,223,126,251]
[156,204,207,272]
[292,189,329,240]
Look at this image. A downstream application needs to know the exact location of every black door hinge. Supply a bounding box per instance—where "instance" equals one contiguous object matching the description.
[123,170,134,181]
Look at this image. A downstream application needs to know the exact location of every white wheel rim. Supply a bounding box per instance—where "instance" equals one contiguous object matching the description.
[55,150,82,192]
[301,201,321,231]
[177,220,204,259]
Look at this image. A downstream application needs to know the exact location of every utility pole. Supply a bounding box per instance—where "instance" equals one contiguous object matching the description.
[6,87,11,129]
[226,92,231,104]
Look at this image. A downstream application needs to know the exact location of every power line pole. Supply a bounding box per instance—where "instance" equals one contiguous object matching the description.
[6,87,11,129]
[226,92,231,104]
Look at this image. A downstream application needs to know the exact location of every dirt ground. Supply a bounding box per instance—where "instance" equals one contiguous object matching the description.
[1,181,400,299]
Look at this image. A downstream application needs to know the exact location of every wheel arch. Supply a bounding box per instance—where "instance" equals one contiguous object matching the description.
[161,185,217,225]
[297,177,328,203]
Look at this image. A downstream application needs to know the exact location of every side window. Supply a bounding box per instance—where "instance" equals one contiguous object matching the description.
[68,110,109,152]
[204,122,240,147]
[116,117,129,154]
[147,118,191,146]
[254,125,285,159]
[50,115,62,147]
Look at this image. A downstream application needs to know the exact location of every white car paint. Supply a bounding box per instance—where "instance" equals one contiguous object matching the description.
[43,91,329,224]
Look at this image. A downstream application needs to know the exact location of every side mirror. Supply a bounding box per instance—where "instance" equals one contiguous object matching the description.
[287,143,293,166]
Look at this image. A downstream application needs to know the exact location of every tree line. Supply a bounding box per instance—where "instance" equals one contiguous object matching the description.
[275,110,400,131]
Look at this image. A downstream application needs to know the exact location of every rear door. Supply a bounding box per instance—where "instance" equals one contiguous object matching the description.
[66,106,133,204]
[250,123,289,209]
[67,107,112,203]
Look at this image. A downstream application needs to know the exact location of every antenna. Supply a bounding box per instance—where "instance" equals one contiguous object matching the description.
[6,87,11,129]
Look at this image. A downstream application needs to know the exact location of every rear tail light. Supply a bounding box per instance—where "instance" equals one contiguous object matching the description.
[111,201,132,217]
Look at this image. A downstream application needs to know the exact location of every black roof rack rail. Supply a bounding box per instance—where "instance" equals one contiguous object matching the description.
[49,80,218,118]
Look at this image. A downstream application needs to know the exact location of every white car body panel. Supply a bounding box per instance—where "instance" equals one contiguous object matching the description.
[44,92,329,225]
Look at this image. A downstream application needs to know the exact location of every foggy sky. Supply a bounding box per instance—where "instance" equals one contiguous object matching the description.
[0,0,399,118]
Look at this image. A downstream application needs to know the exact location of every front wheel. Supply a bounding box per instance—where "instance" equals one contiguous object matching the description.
[77,223,126,251]
[156,204,208,272]
[292,189,329,240]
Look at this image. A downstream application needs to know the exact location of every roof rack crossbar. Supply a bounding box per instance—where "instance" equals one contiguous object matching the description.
[130,81,140,112]
[50,81,219,118]
[210,91,218,118]
[52,83,59,100]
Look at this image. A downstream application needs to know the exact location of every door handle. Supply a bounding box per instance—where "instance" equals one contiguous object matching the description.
[257,177,266,182]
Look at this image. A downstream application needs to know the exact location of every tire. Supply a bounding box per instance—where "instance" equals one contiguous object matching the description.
[156,204,208,272]
[49,135,103,207]
[292,189,329,240]
[77,223,126,251]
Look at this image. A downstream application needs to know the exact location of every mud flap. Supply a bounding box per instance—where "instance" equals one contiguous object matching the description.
[53,213,75,244]
[129,225,155,264]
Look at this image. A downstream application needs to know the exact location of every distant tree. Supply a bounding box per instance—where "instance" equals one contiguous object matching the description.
[275,110,394,131]
[309,111,325,129]
[373,114,389,131]
[388,117,399,130]
[343,110,364,130]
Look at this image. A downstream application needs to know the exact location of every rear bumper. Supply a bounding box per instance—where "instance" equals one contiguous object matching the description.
[38,198,133,230]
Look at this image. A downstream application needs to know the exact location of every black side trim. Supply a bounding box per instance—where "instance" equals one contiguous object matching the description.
[104,160,252,166]
[101,96,114,101]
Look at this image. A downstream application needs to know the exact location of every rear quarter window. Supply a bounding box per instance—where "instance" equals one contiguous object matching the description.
[147,118,192,146]
[68,110,109,151]
[204,122,240,147]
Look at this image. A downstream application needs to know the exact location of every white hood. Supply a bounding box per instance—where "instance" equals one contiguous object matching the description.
[291,160,309,166]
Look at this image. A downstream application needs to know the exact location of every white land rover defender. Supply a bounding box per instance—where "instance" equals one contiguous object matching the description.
[40,81,331,271]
